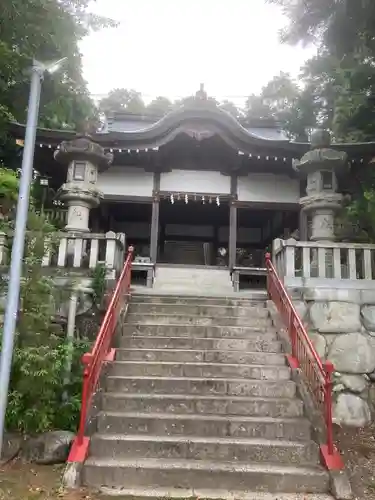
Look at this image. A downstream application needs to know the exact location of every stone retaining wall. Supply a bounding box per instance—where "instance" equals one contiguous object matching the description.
[291,287,375,427]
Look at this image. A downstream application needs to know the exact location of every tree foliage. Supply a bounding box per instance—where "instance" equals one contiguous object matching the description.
[0,0,116,154]
[268,0,375,142]
[268,0,375,239]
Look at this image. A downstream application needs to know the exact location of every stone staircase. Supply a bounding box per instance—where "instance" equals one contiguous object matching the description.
[83,294,330,498]
[162,240,205,265]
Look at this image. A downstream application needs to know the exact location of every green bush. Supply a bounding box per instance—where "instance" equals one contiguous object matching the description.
[0,168,91,434]
[5,338,90,433]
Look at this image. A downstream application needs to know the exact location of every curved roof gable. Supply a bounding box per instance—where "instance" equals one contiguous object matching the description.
[102,104,290,151]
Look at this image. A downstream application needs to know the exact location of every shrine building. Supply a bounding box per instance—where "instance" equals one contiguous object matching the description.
[8,87,371,287]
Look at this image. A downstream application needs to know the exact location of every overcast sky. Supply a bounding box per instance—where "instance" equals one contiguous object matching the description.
[80,0,316,104]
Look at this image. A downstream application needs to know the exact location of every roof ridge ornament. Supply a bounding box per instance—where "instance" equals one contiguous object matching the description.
[196,83,208,101]
[180,83,217,110]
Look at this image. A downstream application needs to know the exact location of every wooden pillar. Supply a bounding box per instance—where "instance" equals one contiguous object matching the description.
[150,172,161,263]
[150,198,160,263]
[229,175,238,270]
[229,202,237,269]
[213,224,219,265]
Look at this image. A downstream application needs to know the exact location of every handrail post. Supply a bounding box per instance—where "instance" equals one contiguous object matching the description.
[289,311,297,360]
[324,361,335,456]
[77,361,91,446]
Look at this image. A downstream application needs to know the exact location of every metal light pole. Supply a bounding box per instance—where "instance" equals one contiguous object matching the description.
[0,58,66,457]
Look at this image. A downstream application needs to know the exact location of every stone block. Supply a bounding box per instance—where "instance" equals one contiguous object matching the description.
[328,332,375,374]
[340,374,368,393]
[310,302,361,333]
[360,289,375,305]
[329,469,353,500]
[333,393,371,427]
[292,300,308,321]
[303,287,360,304]
[308,332,327,359]
[361,305,375,331]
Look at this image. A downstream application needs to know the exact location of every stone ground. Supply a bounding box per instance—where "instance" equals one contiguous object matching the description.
[334,422,375,500]
[0,462,92,500]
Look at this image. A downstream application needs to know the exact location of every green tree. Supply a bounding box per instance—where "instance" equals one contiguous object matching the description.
[0,167,89,433]
[0,0,116,151]
[244,73,317,140]
[99,89,146,116]
[268,0,375,239]
[147,96,173,116]
[269,0,375,59]
[268,0,375,141]
[219,100,243,119]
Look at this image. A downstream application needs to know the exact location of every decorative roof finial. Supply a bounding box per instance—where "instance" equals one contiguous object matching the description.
[310,129,331,150]
[196,83,208,101]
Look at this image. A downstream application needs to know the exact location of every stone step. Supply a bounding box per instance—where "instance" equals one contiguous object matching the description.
[83,458,329,493]
[115,348,286,365]
[120,336,283,352]
[132,294,266,307]
[122,324,275,338]
[110,361,291,380]
[96,486,333,500]
[129,303,269,318]
[126,313,271,328]
[97,411,312,441]
[102,393,304,417]
[106,376,296,398]
[90,434,319,466]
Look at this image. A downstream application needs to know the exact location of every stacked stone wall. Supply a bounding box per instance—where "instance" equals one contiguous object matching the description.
[291,287,375,427]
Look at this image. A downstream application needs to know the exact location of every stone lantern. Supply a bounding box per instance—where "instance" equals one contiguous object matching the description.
[293,130,348,242]
[54,135,113,232]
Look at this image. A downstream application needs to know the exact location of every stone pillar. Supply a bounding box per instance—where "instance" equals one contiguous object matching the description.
[293,130,348,242]
[54,135,113,232]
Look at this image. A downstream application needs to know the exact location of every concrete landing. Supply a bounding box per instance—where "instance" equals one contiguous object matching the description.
[153,266,234,295]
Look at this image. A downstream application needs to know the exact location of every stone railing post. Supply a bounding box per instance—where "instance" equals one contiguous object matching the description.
[272,238,285,279]
[105,231,117,271]
[284,239,297,278]
[115,233,126,273]
[0,232,8,265]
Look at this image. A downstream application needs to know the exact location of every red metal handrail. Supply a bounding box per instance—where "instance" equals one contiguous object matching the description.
[265,253,344,471]
[68,246,134,463]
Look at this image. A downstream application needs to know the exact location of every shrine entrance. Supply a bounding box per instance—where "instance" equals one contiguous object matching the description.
[158,197,230,266]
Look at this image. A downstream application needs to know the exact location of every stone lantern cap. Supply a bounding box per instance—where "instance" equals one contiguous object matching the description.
[54,134,113,172]
[293,129,349,177]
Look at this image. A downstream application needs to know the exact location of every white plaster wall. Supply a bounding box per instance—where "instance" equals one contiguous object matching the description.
[238,173,299,204]
[97,166,153,198]
[160,170,231,194]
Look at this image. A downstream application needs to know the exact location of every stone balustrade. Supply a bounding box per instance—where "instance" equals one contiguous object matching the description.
[273,238,375,286]
[0,231,126,277]
[43,208,68,225]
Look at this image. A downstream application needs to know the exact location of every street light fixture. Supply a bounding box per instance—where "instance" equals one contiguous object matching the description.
[0,57,67,457]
